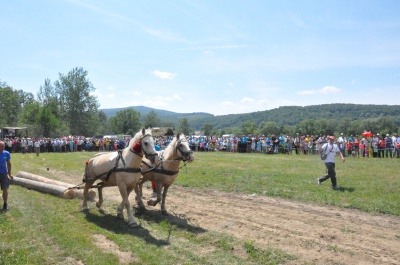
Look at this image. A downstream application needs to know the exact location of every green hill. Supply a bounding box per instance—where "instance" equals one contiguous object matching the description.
[100,105,214,126]
[100,103,400,131]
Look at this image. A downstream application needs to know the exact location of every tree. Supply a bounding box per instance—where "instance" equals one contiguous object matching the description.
[54,67,100,135]
[240,121,256,135]
[36,106,60,137]
[259,121,279,136]
[0,82,26,126]
[109,109,141,134]
[296,119,316,135]
[201,123,214,136]
[18,101,40,126]
[143,110,161,128]
[165,128,174,136]
[338,118,353,135]
[37,78,61,118]
[177,118,192,135]
[96,110,113,135]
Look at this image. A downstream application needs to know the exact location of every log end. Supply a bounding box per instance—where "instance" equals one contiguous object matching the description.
[63,189,76,199]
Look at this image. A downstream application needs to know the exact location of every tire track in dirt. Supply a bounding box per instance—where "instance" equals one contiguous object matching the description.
[92,184,400,264]
[151,186,400,265]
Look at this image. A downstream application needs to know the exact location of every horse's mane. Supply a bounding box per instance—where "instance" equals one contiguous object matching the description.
[128,128,152,149]
[163,133,184,158]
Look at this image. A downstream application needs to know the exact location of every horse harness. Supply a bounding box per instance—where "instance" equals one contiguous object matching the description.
[82,133,156,183]
[142,137,192,176]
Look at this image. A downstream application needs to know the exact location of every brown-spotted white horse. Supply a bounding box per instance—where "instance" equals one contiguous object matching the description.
[82,128,158,227]
[136,133,194,215]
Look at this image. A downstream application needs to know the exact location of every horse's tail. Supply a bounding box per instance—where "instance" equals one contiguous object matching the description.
[83,159,91,181]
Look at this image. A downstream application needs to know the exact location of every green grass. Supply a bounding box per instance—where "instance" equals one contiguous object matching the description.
[1,151,399,264]
[178,152,400,215]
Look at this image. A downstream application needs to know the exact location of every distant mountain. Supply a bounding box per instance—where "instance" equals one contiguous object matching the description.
[100,104,400,131]
[188,103,400,129]
[100,105,214,125]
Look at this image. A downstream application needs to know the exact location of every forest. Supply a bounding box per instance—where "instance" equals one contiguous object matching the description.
[1,67,400,138]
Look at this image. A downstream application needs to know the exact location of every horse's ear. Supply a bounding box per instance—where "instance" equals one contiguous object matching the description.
[176,132,181,139]
[141,128,145,135]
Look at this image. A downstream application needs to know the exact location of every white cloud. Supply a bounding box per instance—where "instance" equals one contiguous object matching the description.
[320,86,342,94]
[297,90,318,95]
[228,82,234,87]
[151,70,177,79]
[241,97,254,103]
[166,94,183,101]
[220,101,236,107]
[297,86,342,95]
[91,89,115,109]
[142,94,183,109]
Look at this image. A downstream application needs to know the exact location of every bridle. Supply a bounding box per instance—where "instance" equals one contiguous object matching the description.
[130,133,158,159]
[141,137,193,175]
[175,137,193,162]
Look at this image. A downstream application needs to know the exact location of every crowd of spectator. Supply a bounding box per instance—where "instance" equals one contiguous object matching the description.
[2,132,400,159]
[187,132,400,158]
[1,137,129,155]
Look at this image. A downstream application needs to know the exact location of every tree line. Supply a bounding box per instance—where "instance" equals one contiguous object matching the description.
[1,67,400,138]
[0,67,193,138]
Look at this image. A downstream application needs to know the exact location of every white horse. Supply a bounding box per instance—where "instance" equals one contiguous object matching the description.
[82,128,159,227]
[136,133,195,215]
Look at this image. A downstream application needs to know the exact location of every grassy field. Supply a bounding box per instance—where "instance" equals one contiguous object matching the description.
[1,151,399,264]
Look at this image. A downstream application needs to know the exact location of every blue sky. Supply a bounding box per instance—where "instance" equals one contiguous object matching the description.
[1,0,399,116]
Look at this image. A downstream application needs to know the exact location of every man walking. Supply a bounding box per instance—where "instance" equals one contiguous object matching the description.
[317,136,345,190]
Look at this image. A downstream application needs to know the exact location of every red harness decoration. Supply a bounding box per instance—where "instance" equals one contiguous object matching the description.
[133,142,141,153]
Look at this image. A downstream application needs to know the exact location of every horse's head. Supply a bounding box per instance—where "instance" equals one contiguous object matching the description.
[175,133,194,162]
[131,128,159,165]
[140,128,159,165]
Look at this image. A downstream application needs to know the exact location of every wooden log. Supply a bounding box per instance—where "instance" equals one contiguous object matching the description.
[12,176,76,199]
[15,171,96,201]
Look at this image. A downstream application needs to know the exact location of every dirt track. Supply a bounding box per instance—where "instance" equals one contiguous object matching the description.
[77,179,400,265]
[131,185,400,265]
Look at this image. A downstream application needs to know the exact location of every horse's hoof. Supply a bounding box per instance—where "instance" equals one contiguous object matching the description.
[82,208,89,213]
[95,203,102,208]
[129,222,140,228]
[134,207,145,215]
[147,200,156,206]
[117,213,124,219]
[161,210,168,216]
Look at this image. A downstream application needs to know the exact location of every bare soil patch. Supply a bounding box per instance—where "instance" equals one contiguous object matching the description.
[92,234,138,264]
[80,183,400,264]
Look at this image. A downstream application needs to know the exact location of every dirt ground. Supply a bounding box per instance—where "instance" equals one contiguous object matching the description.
[96,185,400,265]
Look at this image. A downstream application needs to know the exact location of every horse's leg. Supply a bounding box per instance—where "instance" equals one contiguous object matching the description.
[135,179,146,211]
[160,185,170,216]
[117,184,138,228]
[147,183,162,207]
[96,183,104,208]
[82,181,94,211]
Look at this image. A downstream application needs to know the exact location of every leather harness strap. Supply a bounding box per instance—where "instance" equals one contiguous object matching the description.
[141,160,179,176]
[83,149,141,183]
